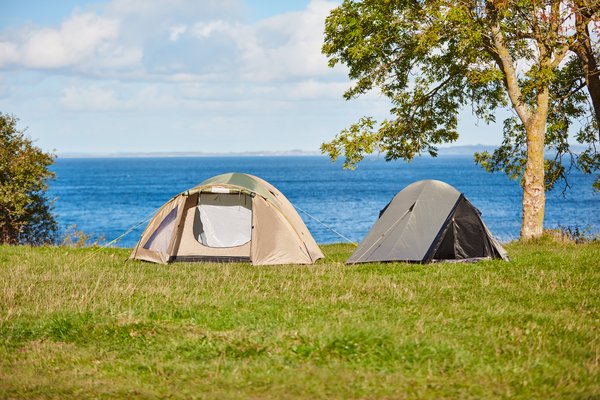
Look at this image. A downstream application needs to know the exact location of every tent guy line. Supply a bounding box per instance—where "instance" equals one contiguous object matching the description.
[75,206,159,269]
[293,203,357,246]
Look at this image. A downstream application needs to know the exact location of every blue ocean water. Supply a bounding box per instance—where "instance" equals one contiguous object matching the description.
[48,156,599,247]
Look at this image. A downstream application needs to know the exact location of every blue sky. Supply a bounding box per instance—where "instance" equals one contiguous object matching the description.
[0,0,506,154]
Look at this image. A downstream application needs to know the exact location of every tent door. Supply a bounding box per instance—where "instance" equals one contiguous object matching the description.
[172,192,253,262]
[433,198,493,260]
[194,193,253,248]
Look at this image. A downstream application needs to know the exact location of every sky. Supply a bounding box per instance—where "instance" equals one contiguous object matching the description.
[0,0,507,155]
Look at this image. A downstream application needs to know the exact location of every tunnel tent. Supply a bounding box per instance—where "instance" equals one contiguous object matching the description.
[131,173,324,265]
[347,180,508,264]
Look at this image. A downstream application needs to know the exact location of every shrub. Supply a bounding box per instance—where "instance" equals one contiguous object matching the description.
[0,112,57,245]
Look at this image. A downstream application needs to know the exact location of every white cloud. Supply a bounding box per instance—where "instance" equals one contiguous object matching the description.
[58,76,353,114]
[0,0,343,84]
[1,0,386,153]
[169,25,187,42]
[186,0,340,81]
[286,80,349,100]
[192,20,234,38]
[0,12,142,70]
[59,82,214,112]
[61,85,121,110]
[242,0,339,80]
[0,42,19,66]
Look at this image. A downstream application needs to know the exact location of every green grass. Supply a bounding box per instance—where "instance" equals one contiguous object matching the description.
[0,240,599,399]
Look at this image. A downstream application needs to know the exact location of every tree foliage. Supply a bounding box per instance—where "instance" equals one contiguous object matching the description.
[321,0,599,180]
[321,0,600,238]
[0,112,57,245]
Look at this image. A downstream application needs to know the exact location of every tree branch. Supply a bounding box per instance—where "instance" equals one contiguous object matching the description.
[490,23,533,125]
[570,0,600,132]
[557,79,587,101]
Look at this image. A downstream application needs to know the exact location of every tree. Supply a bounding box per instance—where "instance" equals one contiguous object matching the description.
[0,112,57,245]
[321,0,600,239]
[571,0,600,128]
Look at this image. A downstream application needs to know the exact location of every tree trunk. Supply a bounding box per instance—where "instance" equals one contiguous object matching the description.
[573,5,600,132]
[1,226,13,245]
[520,116,546,239]
[582,53,600,131]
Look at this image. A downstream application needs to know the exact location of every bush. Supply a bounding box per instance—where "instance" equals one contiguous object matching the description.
[0,112,57,245]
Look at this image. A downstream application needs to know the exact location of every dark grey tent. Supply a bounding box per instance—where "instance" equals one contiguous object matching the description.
[347,180,508,264]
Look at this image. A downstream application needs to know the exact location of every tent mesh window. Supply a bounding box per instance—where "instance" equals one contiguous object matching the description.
[143,206,179,252]
[193,193,252,248]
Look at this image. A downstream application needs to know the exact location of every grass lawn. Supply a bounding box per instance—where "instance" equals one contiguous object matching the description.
[0,240,599,399]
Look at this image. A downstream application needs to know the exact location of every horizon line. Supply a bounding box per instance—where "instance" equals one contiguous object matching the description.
[55,144,503,159]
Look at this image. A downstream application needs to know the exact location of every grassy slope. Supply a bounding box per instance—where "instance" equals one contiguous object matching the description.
[0,241,598,399]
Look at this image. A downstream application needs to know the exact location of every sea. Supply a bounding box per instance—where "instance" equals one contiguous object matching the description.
[48,156,600,247]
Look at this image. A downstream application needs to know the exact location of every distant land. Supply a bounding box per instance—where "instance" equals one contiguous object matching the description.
[57,149,322,158]
[57,144,588,158]
[57,145,500,158]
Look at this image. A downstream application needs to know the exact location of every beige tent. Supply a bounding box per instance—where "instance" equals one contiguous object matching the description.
[130,173,324,265]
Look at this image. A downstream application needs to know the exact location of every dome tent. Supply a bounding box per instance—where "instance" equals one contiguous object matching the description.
[131,173,324,265]
[347,180,508,264]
